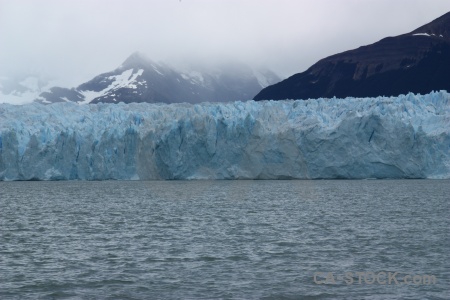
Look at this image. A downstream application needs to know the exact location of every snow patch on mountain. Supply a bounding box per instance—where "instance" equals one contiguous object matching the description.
[79,69,144,104]
[412,32,432,36]
[151,64,164,76]
[1,89,41,105]
[0,75,54,104]
[411,32,445,38]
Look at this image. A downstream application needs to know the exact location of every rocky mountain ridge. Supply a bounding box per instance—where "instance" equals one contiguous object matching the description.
[254,12,450,100]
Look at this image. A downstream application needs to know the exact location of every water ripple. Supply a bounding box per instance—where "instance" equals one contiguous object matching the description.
[0,180,449,299]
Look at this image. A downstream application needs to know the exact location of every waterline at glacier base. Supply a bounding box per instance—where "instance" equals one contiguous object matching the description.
[0,91,449,180]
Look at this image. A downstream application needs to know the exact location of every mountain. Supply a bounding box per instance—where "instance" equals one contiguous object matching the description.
[254,12,450,101]
[0,75,53,105]
[36,53,281,104]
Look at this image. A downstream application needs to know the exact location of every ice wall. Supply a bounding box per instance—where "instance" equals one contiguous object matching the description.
[0,91,449,180]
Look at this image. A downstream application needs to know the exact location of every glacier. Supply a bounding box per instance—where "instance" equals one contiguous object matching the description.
[0,91,449,180]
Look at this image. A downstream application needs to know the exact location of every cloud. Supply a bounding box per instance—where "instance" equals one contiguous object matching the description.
[1,0,449,88]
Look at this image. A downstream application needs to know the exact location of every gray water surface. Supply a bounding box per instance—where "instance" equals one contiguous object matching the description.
[0,180,449,299]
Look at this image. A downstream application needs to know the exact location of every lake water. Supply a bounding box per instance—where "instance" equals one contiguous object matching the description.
[0,180,449,299]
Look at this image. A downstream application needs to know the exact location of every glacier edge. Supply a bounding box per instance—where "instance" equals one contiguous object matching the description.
[0,91,449,180]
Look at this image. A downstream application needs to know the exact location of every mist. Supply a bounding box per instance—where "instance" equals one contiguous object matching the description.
[1,0,450,88]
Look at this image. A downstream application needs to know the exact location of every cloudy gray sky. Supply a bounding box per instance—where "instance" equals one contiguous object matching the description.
[1,0,450,87]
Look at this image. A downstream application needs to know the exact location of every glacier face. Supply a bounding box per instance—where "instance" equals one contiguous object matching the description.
[0,91,449,180]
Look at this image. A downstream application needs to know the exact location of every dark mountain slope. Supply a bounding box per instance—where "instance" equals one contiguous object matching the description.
[254,12,450,100]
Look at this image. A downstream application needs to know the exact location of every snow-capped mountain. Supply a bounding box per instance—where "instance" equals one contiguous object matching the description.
[36,52,281,104]
[0,75,53,104]
[254,12,450,100]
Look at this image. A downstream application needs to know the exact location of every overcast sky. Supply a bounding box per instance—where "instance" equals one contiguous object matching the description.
[1,0,450,87]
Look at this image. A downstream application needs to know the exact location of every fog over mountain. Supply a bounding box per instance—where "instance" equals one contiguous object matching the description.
[1,0,450,104]
[35,53,281,104]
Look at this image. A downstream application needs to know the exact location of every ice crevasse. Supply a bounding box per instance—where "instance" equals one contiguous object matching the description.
[0,91,449,180]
